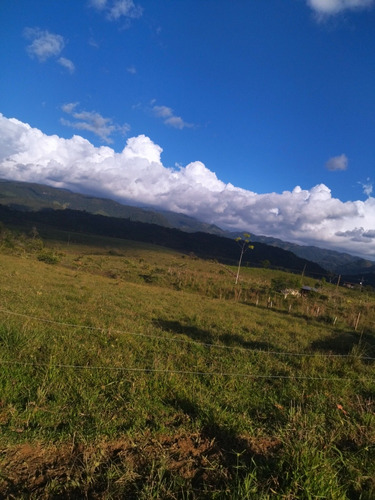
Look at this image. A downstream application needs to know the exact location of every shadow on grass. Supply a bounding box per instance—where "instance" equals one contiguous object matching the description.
[310,330,375,359]
[153,319,274,351]
[166,396,202,420]
[218,333,271,351]
[153,319,213,343]
[166,395,281,490]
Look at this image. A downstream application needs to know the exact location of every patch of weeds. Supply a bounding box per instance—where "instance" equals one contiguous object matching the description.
[37,249,61,264]
[0,324,25,351]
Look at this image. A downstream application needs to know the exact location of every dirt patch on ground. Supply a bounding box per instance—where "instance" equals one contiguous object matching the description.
[0,432,280,498]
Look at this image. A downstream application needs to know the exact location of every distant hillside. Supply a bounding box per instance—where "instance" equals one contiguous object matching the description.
[1,178,373,277]
[248,234,375,276]
[0,204,326,278]
[0,179,224,235]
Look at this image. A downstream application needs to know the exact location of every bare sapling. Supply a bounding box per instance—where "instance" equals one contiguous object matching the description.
[234,233,254,285]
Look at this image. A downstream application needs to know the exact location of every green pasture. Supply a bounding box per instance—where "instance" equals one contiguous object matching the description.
[0,228,375,498]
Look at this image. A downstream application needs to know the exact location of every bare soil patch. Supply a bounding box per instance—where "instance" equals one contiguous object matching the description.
[0,432,280,498]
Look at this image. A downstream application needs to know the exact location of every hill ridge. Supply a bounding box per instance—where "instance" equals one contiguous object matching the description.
[1,178,374,278]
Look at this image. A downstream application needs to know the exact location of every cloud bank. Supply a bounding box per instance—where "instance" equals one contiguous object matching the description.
[0,114,374,259]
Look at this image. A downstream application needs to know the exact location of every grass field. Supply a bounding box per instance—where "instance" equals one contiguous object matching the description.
[1,228,375,498]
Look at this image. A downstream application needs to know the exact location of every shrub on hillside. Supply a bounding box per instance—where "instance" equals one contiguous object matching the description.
[271,276,300,292]
[37,249,61,265]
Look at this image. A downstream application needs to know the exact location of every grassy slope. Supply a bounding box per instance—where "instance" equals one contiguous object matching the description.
[0,203,328,281]
[1,230,375,498]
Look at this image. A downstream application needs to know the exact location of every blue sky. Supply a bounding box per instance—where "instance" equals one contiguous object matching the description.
[0,0,375,259]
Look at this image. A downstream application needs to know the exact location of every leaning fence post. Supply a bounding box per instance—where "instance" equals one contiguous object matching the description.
[354,312,361,331]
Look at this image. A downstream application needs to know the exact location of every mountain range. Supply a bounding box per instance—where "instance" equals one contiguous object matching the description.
[1,178,374,284]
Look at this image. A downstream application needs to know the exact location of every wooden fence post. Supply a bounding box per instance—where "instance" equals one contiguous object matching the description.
[354,312,361,331]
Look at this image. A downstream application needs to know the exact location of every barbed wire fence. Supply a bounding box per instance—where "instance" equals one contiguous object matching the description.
[1,308,375,383]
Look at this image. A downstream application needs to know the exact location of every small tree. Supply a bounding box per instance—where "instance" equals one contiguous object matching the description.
[30,226,39,239]
[235,233,254,285]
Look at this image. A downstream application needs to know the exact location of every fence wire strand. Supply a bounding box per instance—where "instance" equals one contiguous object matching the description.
[1,308,374,383]
[1,359,374,382]
[1,308,374,360]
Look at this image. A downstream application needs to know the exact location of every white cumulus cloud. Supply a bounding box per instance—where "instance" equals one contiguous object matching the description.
[307,0,375,16]
[152,104,194,130]
[359,178,373,197]
[24,28,65,62]
[325,153,348,171]
[89,0,143,21]
[60,103,130,143]
[58,57,75,73]
[0,113,374,259]
[24,28,75,73]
